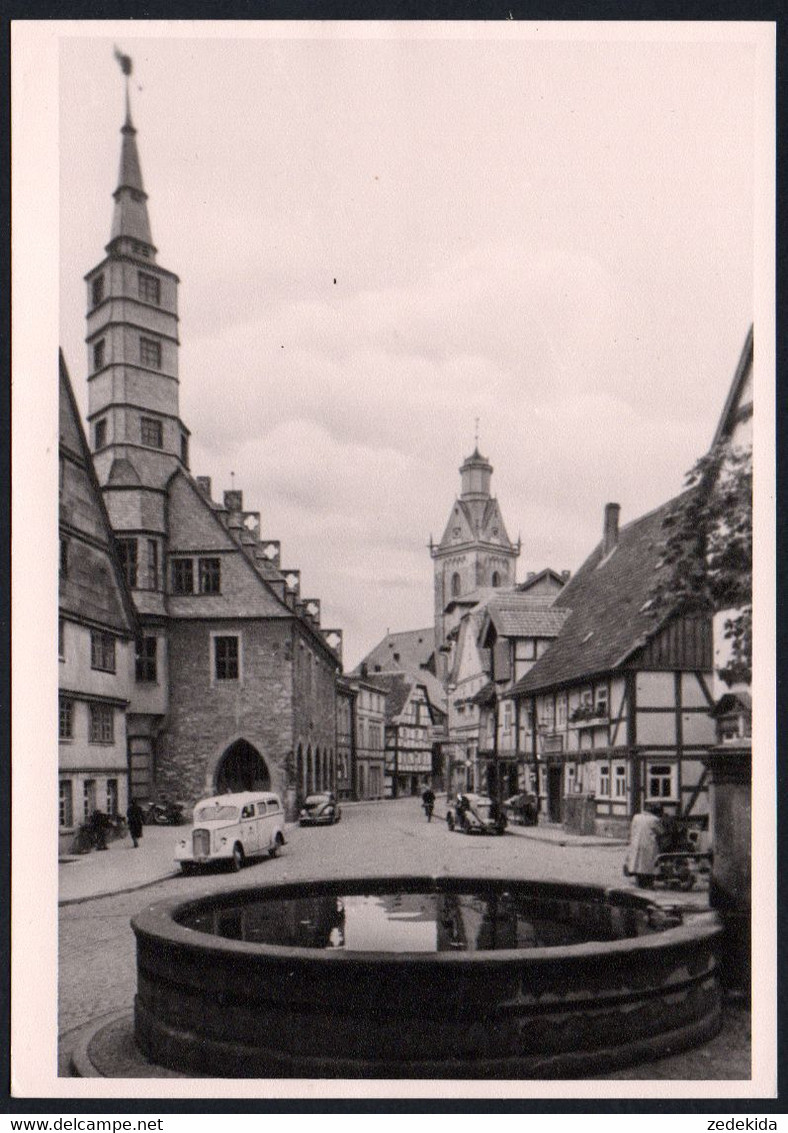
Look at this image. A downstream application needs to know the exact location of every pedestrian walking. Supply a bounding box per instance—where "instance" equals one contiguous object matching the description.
[625,804,663,888]
[127,798,144,849]
[421,787,435,822]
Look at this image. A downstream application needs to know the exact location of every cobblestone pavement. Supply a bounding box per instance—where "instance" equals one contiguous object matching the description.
[59,796,744,1078]
[60,797,743,1078]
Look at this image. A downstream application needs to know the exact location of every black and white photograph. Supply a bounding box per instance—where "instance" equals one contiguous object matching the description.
[10,20,776,1100]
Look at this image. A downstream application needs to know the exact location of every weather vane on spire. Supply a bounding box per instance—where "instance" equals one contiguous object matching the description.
[474,417,480,449]
[114,45,133,121]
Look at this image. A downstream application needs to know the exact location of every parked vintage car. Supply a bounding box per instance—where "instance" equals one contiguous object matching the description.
[175,791,286,874]
[299,793,342,826]
[503,792,539,826]
[446,793,507,836]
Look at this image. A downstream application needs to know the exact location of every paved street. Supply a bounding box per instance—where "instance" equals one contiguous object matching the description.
[59,796,707,1037]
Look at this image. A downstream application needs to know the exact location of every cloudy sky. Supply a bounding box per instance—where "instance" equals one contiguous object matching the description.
[59,27,758,669]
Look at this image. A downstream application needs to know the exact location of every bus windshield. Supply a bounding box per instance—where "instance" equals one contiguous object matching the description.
[194,804,239,823]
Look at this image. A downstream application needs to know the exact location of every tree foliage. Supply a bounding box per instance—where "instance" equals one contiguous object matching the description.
[648,440,752,686]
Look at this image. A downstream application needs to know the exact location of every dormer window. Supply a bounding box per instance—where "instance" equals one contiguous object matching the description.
[91,275,105,307]
[138,272,160,305]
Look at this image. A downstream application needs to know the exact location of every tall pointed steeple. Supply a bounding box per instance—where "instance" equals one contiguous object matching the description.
[84,50,189,559]
[109,96,154,250]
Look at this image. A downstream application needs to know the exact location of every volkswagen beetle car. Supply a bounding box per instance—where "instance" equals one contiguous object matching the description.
[299,792,342,826]
[447,793,507,835]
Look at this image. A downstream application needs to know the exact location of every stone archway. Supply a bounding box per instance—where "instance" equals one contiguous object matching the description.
[215,738,271,794]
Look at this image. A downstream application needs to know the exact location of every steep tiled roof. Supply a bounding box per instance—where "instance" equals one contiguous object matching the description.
[373,674,415,721]
[373,670,447,721]
[355,627,435,676]
[512,494,688,695]
[486,605,571,639]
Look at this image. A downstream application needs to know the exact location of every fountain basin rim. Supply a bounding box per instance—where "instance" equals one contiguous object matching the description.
[131,874,723,964]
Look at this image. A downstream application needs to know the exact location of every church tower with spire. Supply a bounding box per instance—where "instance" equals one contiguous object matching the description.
[430,448,520,655]
[84,69,189,615]
[68,53,343,815]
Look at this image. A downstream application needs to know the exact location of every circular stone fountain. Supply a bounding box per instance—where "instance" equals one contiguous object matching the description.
[132,876,723,1078]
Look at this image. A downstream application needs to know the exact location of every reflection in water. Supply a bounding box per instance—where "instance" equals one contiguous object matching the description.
[180,890,680,952]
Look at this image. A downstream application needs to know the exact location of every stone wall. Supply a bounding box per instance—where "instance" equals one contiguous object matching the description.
[159,618,295,806]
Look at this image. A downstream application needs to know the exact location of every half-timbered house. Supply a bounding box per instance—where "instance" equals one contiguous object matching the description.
[507,501,717,838]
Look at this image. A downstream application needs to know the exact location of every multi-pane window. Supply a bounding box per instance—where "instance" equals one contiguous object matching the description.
[106,779,119,817]
[140,337,162,369]
[59,780,73,828]
[171,558,194,595]
[59,697,73,740]
[595,686,609,716]
[556,692,567,727]
[647,763,675,800]
[614,764,627,799]
[83,778,97,819]
[138,272,161,305]
[135,636,157,683]
[93,339,105,371]
[117,538,138,588]
[132,240,151,258]
[214,635,239,681]
[94,418,107,450]
[91,275,104,307]
[90,631,116,673]
[147,539,159,590]
[199,558,221,595]
[599,764,611,798]
[60,537,69,578]
[89,704,114,744]
[140,416,163,448]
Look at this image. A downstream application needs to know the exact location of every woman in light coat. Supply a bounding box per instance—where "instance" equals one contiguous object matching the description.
[625,804,663,888]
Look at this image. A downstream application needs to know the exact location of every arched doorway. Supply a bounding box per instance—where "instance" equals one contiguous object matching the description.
[215,739,270,794]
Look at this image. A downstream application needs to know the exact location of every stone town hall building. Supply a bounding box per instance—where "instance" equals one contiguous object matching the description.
[64,82,342,823]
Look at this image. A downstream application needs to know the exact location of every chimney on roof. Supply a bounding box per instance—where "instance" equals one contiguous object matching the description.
[561,570,571,581]
[224,489,243,512]
[196,476,212,499]
[527,572,535,580]
[603,503,621,556]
